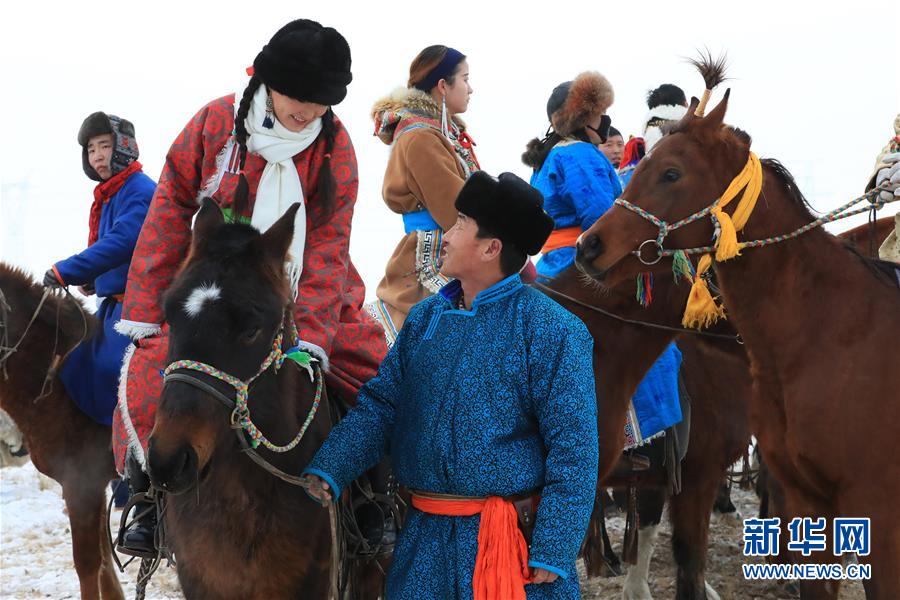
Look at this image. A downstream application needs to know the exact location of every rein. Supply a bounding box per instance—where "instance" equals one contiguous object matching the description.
[0,285,90,393]
[531,281,741,342]
[612,152,898,328]
[616,167,896,266]
[161,311,342,600]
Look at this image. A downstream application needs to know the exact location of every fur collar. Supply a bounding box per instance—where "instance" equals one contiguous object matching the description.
[371,87,466,145]
[643,104,688,151]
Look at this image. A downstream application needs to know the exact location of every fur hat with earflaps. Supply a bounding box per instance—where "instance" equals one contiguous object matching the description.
[77,112,139,182]
[547,71,615,138]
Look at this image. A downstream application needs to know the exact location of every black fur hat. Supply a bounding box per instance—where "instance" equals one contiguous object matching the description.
[455,171,554,255]
[77,112,139,182]
[253,19,352,106]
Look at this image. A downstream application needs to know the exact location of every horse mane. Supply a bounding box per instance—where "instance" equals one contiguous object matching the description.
[758,158,817,219]
[755,159,899,289]
[0,262,96,352]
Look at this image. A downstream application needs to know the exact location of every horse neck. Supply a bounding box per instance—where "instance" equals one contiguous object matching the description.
[712,171,891,361]
[546,269,678,406]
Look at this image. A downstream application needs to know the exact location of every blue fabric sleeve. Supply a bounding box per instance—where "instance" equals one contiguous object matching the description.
[55,181,153,286]
[558,148,621,231]
[526,560,568,579]
[302,315,412,496]
[302,468,342,501]
[525,315,599,576]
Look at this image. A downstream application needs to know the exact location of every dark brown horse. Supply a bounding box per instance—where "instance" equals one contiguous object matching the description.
[0,263,124,599]
[146,200,381,599]
[576,87,900,598]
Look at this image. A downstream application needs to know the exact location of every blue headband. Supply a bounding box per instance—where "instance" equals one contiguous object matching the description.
[413,48,465,92]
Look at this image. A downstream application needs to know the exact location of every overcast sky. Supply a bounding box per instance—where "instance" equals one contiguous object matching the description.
[1,0,897,298]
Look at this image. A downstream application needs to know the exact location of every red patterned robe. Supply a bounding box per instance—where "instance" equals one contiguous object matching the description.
[112,94,387,471]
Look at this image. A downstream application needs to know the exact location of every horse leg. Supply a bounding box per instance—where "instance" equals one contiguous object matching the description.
[779,489,839,600]
[842,489,900,599]
[711,479,737,515]
[622,487,665,600]
[62,480,124,600]
[860,517,900,599]
[98,505,125,600]
[668,460,722,600]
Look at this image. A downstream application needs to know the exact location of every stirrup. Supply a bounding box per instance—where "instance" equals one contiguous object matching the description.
[115,492,159,559]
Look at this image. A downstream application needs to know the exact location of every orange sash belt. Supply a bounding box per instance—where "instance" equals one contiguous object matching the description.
[541,227,581,254]
[411,492,532,600]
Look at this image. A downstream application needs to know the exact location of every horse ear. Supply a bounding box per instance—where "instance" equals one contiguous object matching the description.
[701,88,731,130]
[260,203,301,265]
[675,98,700,129]
[191,198,225,253]
[688,96,700,115]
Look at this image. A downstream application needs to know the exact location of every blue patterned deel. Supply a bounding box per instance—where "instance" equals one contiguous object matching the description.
[304,274,599,599]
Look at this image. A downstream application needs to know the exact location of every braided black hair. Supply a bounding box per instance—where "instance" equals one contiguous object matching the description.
[522,126,559,170]
[231,76,338,221]
[232,75,262,221]
[522,126,591,171]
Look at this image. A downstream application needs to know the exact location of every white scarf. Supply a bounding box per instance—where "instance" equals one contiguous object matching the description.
[242,82,323,295]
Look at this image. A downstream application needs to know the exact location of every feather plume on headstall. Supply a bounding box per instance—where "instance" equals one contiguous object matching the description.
[688,50,728,117]
[678,52,764,328]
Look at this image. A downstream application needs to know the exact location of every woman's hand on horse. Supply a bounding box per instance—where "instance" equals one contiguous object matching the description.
[303,474,333,505]
[78,283,95,296]
[530,568,559,584]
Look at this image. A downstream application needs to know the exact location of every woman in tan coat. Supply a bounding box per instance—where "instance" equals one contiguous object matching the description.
[366,45,479,344]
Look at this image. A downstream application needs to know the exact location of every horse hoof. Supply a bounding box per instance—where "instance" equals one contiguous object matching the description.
[622,583,653,600]
[704,580,721,600]
[622,579,653,600]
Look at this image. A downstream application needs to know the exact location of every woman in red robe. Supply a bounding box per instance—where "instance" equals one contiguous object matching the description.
[113,19,387,554]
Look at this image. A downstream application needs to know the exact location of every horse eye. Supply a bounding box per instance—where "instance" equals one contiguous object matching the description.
[662,168,681,183]
[240,327,262,345]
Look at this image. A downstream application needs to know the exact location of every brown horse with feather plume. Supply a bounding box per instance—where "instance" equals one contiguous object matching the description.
[575,53,900,598]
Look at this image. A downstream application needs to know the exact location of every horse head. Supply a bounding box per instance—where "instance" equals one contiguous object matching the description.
[147,199,301,494]
[575,90,752,288]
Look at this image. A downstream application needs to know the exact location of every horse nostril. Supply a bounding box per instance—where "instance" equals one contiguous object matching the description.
[579,234,605,262]
[148,443,198,493]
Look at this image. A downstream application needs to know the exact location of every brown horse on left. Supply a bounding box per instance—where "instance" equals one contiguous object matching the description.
[576,85,900,598]
[146,199,382,599]
[0,262,124,600]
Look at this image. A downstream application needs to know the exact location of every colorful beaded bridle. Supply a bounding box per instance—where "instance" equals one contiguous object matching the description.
[163,313,323,453]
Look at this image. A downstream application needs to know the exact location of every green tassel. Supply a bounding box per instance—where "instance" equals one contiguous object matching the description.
[635,272,653,308]
[672,250,694,284]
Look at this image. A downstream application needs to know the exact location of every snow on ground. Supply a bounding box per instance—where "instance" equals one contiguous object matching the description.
[1,460,869,599]
[0,461,181,599]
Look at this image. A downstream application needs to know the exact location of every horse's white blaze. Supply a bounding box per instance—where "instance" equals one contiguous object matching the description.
[183,283,221,318]
[622,524,659,600]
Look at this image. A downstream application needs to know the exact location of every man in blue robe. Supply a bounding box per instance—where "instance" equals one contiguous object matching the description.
[303,171,599,599]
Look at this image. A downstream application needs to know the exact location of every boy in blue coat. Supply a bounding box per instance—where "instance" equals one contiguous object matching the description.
[43,112,155,430]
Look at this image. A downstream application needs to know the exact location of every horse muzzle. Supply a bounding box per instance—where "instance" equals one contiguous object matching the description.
[147,440,201,495]
[575,234,611,281]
